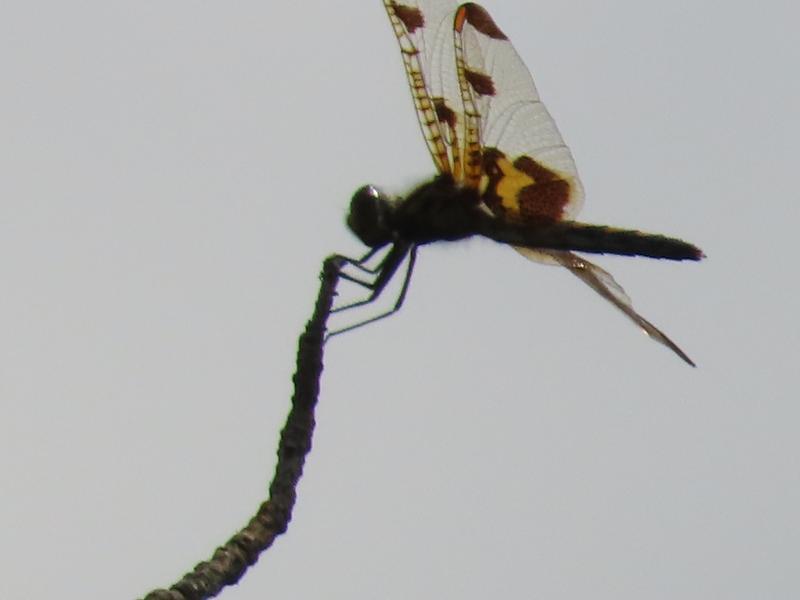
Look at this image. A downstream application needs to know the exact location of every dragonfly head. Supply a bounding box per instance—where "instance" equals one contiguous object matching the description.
[347,184,395,248]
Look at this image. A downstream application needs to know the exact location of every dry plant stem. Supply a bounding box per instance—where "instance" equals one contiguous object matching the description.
[142,256,343,600]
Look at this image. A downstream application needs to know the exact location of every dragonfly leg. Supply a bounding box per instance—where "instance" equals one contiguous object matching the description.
[336,246,386,277]
[332,243,410,312]
[327,244,417,338]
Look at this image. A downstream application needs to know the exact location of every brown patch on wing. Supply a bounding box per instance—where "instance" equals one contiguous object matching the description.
[432,97,456,129]
[516,180,571,221]
[481,148,571,222]
[391,2,424,32]
[464,69,496,96]
[457,3,508,40]
[514,156,571,221]
[514,156,562,183]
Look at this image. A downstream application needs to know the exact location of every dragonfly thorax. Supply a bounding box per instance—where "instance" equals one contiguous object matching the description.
[348,176,486,249]
[389,175,485,244]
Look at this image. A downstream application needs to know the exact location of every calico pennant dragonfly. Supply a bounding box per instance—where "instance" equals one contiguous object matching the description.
[333,1,703,365]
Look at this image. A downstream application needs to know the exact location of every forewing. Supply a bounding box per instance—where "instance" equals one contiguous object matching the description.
[383,1,465,176]
[520,248,695,366]
[454,4,584,221]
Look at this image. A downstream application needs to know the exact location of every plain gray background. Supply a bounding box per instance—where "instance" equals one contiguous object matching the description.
[2,1,798,598]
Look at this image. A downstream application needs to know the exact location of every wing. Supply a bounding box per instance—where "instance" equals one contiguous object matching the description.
[453,3,584,220]
[383,0,463,177]
[521,248,695,366]
[383,1,583,219]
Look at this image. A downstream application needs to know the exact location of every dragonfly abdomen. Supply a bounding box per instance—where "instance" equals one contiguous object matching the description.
[479,219,704,261]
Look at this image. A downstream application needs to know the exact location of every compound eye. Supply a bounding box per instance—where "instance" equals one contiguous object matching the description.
[356,184,381,201]
[347,184,393,248]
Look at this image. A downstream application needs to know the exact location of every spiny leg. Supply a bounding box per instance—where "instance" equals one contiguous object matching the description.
[335,246,385,283]
[335,243,411,290]
[332,243,412,313]
[327,245,417,339]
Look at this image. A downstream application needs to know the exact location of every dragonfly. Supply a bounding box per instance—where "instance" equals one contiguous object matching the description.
[332,1,704,366]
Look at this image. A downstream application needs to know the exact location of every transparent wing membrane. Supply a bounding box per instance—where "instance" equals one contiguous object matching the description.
[518,248,695,366]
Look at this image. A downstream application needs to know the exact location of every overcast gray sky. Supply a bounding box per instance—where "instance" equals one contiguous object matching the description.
[2,1,798,599]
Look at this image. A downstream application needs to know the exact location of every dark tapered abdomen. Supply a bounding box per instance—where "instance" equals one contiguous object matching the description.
[479,218,704,261]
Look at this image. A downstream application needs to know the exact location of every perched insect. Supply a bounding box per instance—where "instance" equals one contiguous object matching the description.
[333,1,703,365]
